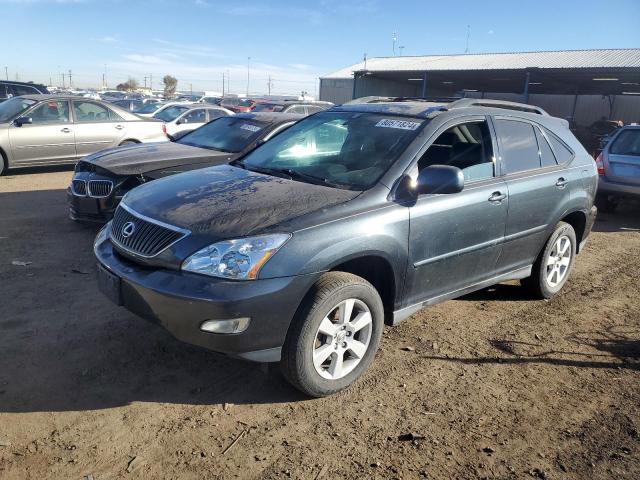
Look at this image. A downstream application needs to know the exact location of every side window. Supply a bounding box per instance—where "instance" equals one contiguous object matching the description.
[181,109,206,123]
[306,106,324,114]
[417,120,495,182]
[286,105,307,115]
[207,109,226,121]
[544,130,574,164]
[11,84,38,96]
[534,127,557,167]
[28,101,70,124]
[73,101,114,123]
[495,119,540,174]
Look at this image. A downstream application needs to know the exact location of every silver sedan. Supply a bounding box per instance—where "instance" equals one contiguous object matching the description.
[0,95,168,174]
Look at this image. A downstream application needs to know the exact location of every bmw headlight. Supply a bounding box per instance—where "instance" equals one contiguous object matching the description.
[181,234,291,280]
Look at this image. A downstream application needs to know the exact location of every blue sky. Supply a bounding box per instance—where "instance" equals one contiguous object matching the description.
[1,0,639,95]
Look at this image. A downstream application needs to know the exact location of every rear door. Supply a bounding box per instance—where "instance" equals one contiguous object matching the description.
[605,128,640,185]
[492,117,573,274]
[8,99,76,165]
[405,116,508,305]
[72,100,126,157]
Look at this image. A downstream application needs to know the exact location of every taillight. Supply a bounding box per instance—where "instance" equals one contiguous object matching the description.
[595,153,605,176]
[162,123,167,135]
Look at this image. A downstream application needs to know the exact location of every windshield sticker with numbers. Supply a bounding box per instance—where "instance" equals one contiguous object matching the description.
[239,123,262,132]
[375,119,421,131]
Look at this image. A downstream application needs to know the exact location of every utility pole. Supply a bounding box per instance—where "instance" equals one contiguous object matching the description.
[190,83,193,95]
[246,57,251,97]
[227,70,230,94]
[144,76,147,89]
[465,25,471,53]
[68,69,73,89]
[392,32,397,56]
[149,74,152,91]
[267,75,273,96]
[222,72,225,96]
[61,71,65,89]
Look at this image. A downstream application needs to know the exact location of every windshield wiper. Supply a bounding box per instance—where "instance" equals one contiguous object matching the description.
[242,164,340,188]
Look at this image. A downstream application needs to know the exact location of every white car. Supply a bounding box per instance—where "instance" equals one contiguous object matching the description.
[154,104,234,138]
[133,101,186,118]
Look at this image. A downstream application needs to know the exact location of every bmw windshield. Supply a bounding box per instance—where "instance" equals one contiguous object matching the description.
[237,111,425,190]
[0,97,37,122]
[178,117,270,153]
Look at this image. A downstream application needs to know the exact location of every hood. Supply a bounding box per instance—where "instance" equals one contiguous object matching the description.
[122,164,360,239]
[84,142,233,176]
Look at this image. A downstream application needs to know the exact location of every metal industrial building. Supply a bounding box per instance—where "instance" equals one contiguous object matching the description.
[319,49,640,130]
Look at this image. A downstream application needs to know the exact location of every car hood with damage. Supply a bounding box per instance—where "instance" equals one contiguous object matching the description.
[80,142,234,176]
[121,164,360,240]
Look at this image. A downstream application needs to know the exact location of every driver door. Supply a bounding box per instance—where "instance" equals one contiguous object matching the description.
[404,117,508,306]
[8,100,76,165]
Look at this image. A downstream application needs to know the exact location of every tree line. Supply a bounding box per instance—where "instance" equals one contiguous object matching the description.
[116,75,178,98]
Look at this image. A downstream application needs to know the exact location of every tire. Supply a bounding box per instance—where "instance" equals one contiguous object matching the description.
[521,222,576,299]
[280,272,384,397]
[595,194,618,213]
[0,150,6,176]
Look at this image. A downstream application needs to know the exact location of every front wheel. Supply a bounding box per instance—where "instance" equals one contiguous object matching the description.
[280,272,384,397]
[521,221,576,299]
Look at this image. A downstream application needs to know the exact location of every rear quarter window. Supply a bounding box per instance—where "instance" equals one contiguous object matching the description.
[534,127,557,167]
[544,129,574,164]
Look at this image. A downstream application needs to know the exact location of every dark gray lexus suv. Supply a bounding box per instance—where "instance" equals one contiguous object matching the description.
[94,99,598,397]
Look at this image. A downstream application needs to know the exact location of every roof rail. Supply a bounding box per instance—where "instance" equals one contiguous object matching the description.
[449,98,549,115]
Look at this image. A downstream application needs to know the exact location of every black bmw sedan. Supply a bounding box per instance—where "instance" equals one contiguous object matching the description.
[68,112,303,222]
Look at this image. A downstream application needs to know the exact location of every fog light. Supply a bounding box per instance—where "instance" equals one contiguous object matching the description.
[200,318,251,334]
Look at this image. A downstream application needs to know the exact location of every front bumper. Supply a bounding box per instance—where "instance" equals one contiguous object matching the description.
[67,188,120,223]
[598,176,640,197]
[94,229,320,362]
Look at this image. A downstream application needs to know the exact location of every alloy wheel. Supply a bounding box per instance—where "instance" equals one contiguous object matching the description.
[545,235,572,287]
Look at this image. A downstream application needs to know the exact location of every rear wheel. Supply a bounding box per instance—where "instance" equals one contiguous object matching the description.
[521,222,576,299]
[280,272,384,397]
[0,150,6,176]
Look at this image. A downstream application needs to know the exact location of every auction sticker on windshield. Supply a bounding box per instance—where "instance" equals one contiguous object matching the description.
[375,119,421,131]
[240,124,262,132]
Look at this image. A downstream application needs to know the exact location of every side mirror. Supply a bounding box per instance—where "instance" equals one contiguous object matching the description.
[14,116,33,127]
[416,165,464,195]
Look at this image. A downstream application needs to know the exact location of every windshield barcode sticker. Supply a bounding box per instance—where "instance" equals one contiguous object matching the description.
[375,119,421,130]
[240,124,261,132]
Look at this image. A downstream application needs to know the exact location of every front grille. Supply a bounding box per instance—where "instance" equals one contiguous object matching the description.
[72,179,87,196]
[88,180,113,197]
[110,205,187,257]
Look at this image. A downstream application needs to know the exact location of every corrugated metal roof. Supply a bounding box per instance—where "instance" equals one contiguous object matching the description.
[322,49,640,79]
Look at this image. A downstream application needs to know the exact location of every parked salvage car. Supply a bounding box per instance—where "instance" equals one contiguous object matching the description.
[68,112,302,221]
[0,95,167,173]
[94,99,597,397]
[0,80,49,103]
[154,104,234,138]
[251,100,333,115]
[595,124,640,212]
[220,97,255,113]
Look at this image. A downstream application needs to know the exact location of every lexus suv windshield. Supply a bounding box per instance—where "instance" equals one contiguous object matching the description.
[178,117,269,153]
[154,105,189,122]
[0,97,37,122]
[238,111,425,190]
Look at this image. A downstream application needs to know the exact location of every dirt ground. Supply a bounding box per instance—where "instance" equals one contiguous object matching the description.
[0,167,638,480]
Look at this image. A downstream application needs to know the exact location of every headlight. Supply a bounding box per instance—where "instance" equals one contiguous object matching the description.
[181,233,291,280]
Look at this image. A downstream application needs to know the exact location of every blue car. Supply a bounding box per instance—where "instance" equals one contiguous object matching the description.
[596,125,640,212]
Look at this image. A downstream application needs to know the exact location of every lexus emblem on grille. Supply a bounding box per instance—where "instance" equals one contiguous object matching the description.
[121,221,136,238]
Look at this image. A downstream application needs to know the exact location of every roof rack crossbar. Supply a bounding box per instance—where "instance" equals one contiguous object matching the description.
[449,98,549,115]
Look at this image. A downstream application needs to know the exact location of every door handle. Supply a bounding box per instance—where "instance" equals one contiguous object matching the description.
[115,125,124,130]
[60,127,71,133]
[488,191,507,203]
[556,177,568,188]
